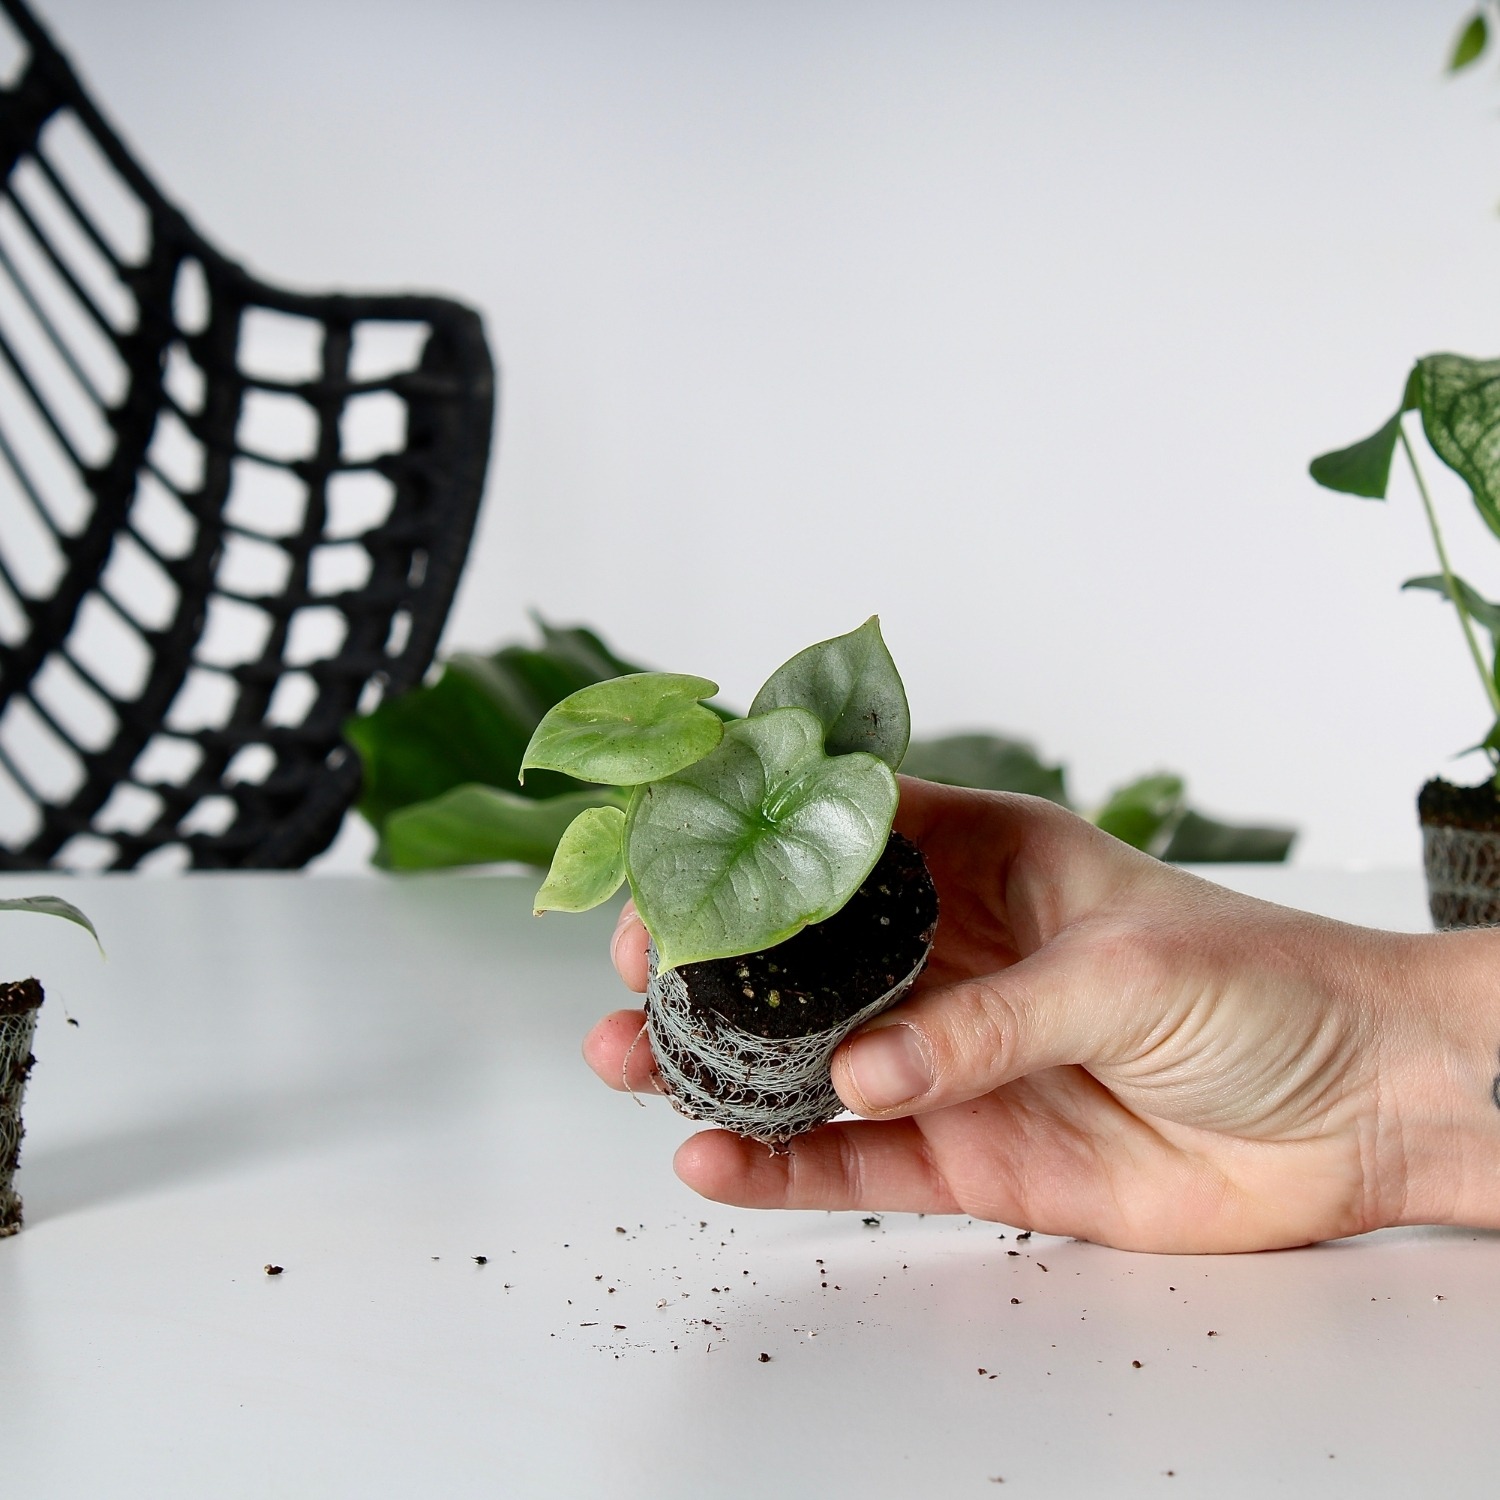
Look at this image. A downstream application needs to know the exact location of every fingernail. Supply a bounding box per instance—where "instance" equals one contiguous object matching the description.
[846,1024,931,1112]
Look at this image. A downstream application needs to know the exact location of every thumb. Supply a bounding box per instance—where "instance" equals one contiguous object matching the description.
[830,941,1123,1118]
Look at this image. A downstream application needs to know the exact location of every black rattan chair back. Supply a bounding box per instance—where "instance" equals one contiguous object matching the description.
[0,0,495,869]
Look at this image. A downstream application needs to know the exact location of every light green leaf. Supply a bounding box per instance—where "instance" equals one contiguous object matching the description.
[521,673,724,787]
[345,617,651,834]
[1401,572,1500,635]
[1161,810,1295,864]
[901,733,1071,806]
[749,617,910,770]
[1413,353,1500,538]
[382,785,624,870]
[1450,11,1489,71]
[535,806,628,913]
[0,895,102,952]
[1091,774,1186,853]
[626,708,899,969]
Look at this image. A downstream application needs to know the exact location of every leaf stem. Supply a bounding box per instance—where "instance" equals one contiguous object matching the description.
[1399,424,1500,732]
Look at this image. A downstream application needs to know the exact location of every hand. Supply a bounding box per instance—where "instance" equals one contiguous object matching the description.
[585,778,1500,1251]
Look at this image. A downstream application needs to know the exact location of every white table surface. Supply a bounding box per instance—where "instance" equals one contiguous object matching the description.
[1,864,1493,1499]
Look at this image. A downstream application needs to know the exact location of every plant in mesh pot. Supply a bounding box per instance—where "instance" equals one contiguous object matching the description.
[522,618,938,1144]
[0,895,99,1237]
[1311,353,1500,928]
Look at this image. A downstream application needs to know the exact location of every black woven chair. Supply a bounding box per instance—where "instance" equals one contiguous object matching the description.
[0,0,495,869]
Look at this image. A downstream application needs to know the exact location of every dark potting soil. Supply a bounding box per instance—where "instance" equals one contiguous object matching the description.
[0,978,42,1018]
[674,832,939,1040]
[1417,776,1500,833]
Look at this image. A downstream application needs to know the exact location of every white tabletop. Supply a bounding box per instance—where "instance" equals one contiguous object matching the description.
[0,864,1493,1499]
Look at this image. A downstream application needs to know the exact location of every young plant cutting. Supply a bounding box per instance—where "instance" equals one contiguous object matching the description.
[1311,354,1500,926]
[521,618,939,1144]
[0,895,99,1236]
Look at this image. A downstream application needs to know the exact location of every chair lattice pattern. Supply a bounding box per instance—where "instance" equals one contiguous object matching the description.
[0,0,494,869]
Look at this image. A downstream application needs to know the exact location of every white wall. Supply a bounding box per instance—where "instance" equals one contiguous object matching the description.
[22,0,1500,867]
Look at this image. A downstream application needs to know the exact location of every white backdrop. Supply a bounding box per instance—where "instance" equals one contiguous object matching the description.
[18,0,1500,868]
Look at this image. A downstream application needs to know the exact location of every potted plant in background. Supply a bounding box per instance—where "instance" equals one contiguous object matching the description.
[345,618,1294,873]
[1,895,99,1237]
[1311,354,1500,927]
[521,618,938,1144]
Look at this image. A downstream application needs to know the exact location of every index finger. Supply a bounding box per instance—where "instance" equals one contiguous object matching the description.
[611,899,649,992]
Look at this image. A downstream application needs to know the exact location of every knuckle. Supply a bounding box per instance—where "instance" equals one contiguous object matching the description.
[925,980,1021,1091]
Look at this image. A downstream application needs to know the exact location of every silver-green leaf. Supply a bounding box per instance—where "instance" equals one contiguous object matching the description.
[535,805,628,913]
[1413,354,1500,539]
[520,673,724,787]
[626,708,898,969]
[748,616,909,770]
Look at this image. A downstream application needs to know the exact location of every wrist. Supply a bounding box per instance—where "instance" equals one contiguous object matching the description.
[1379,928,1500,1231]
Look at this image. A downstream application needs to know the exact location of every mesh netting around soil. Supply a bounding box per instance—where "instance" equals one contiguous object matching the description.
[645,940,932,1146]
[0,1006,39,1235]
[1422,825,1500,930]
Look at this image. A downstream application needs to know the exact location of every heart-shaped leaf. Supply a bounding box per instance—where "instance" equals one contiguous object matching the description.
[381,785,624,869]
[0,894,102,951]
[535,806,628,913]
[1413,353,1500,538]
[521,673,724,787]
[749,616,909,770]
[346,618,653,834]
[626,707,899,969]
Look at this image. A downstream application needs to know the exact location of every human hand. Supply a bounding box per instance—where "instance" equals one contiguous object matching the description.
[585,778,1500,1251]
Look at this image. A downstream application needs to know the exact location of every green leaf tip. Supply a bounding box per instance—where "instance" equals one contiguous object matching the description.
[628,707,899,970]
[0,895,103,954]
[1449,11,1489,72]
[520,673,725,787]
[535,805,628,914]
[749,615,910,771]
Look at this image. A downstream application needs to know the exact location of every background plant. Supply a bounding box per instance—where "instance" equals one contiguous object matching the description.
[346,619,1294,870]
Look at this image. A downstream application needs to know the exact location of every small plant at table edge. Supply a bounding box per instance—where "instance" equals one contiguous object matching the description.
[521,618,908,971]
[2,894,100,1237]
